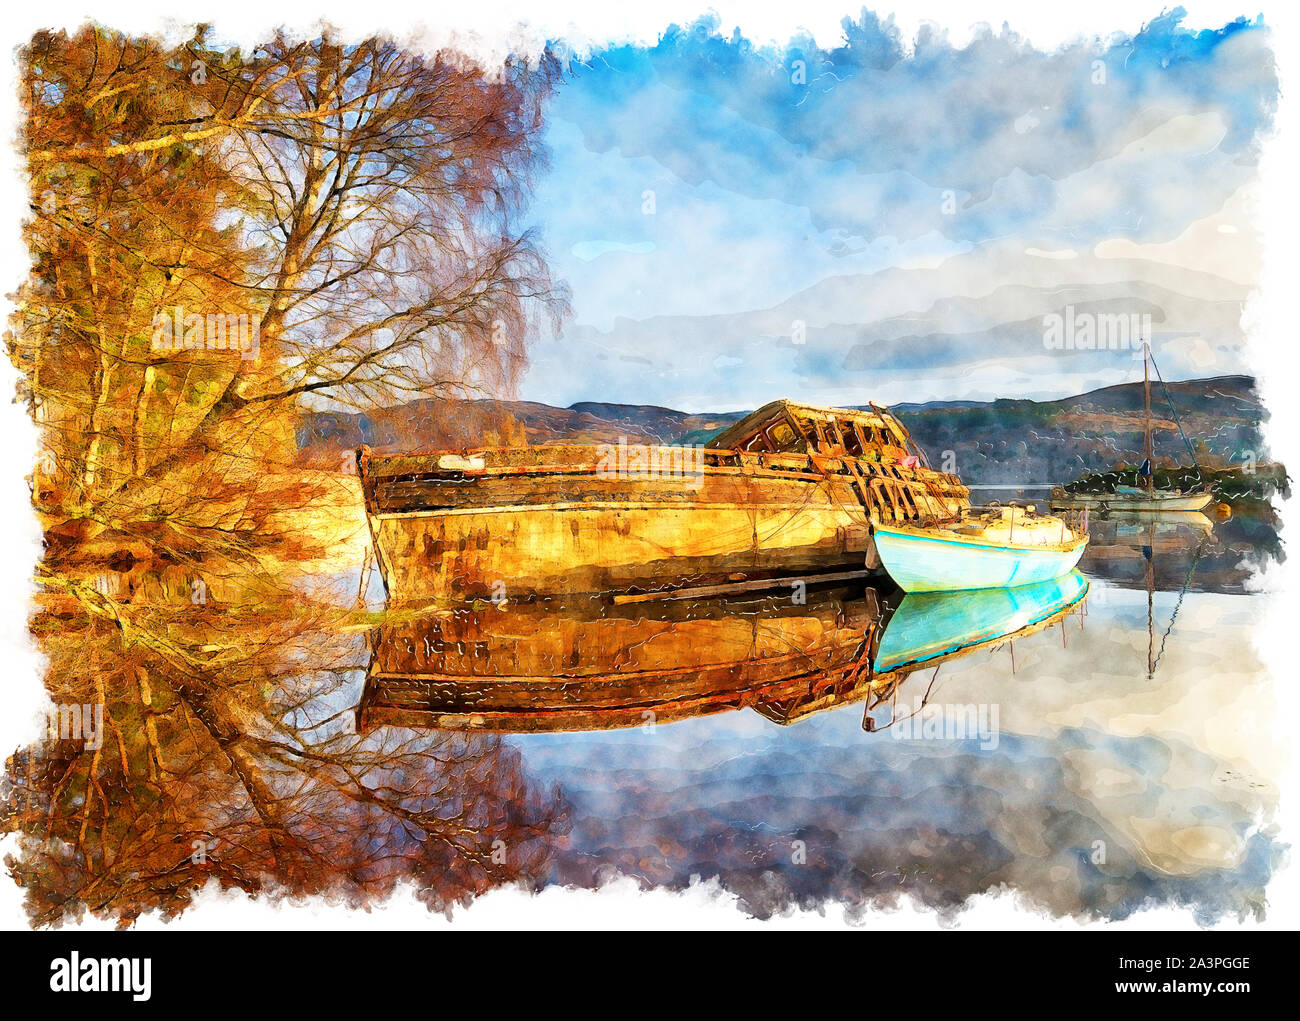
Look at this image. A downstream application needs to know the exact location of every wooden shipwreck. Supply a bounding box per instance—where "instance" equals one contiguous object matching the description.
[357,399,969,603]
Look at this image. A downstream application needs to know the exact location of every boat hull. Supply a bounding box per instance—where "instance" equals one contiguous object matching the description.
[1051,492,1213,512]
[873,525,1087,592]
[368,470,872,602]
[358,436,970,603]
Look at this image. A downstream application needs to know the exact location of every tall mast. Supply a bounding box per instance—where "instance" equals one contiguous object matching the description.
[1143,342,1154,496]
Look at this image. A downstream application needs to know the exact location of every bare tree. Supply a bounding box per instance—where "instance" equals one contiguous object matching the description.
[12,26,569,621]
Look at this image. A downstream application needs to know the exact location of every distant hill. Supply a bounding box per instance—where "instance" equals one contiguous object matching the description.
[296,375,1269,485]
[297,398,746,465]
[893,374,1265,484]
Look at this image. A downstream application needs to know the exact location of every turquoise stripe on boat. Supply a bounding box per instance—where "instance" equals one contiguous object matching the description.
[874,530,1074,554]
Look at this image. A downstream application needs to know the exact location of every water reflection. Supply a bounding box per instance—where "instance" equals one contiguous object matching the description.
[874,571,1088,675]
[361,573,1089,733]
[1079,508,1278,593]
[354,508,1280,921]
[5,505,1283,925]
[518,582,1276,921]
[360,585,887,732]
[4,601,567,926]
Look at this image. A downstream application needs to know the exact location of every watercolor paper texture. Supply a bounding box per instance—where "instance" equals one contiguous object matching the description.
[1,5,1289,930]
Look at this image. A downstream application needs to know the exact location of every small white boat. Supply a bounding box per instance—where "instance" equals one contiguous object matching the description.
[871,504,1088,593]
[1050,486,1213,513]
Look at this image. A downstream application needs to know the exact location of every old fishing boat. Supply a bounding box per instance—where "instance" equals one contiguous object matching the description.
[357,400,970,603]
[1051,342,1213,514]
[871,502,1089,592]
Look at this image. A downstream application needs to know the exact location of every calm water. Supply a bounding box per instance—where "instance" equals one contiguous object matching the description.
[17,503,1282,926]
[501,587,1275,920]
[349,502,1283,922]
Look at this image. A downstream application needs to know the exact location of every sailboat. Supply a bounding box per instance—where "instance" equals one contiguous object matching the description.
[1062,487,1213,513]
[1050,342,1213,514]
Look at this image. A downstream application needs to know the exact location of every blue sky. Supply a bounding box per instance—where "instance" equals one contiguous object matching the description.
[523,8,1276,411]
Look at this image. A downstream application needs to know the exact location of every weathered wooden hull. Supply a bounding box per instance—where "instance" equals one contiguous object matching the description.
[358,436,970,603]
[367,467,873,602]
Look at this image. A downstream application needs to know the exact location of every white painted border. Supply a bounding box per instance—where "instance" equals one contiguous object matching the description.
[1,0,1295,931]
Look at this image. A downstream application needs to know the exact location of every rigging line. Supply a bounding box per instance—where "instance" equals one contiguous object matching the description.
[1151,534,1209,675]
[751,455,835,545]
[869,663,943,731]
[1146,346,1201,472]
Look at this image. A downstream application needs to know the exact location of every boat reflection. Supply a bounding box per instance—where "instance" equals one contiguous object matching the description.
[358,581,887,732]
[874,570,1089,675]
[1074,506,1275,593]
[359,570,1091,733]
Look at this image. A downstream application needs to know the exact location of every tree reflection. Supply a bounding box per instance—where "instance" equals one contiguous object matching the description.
[3,594,568,927]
